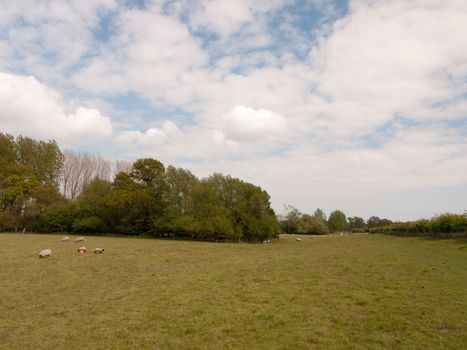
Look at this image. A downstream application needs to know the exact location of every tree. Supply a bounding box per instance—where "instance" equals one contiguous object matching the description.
[313,208,327,221]
[15,136,64,188]
[299,214,328,234]
[0,134,66,231]
[130,158,165,189]
[0,174,40,231]
[281,205,302,234]
[348,216,366,231]
[367,216,382,228]
[62,151,112,199]
[328,210,347,232]
[114,160,133,175]
[73,178,113,233]
[164,165,198,216]
[0,133,16,176]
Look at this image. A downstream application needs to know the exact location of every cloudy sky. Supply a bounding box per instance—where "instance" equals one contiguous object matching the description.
[1,0,466,220]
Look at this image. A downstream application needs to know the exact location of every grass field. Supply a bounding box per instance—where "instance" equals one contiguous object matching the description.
[1,233,466,349]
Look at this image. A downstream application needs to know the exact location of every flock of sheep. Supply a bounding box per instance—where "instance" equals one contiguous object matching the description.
[38,236,104,258]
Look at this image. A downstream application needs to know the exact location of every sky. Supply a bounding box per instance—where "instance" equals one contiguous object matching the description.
[0,0,466,221]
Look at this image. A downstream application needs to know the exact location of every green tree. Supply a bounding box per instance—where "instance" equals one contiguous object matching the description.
[281,205,302,234]
[73,178,113,233]
[367,216,382,228]
[0,174,40,231]
[164,165,198,216]
[347,216,366,231]
[328,210,347,232]
[299,214,328,234]
[130,158,166,190]
[0,133,16,177]
[313,208,327,221]
[15,136,64,188]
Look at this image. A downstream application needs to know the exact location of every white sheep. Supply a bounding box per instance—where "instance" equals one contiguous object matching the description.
[296,238,302,241]
[77,246,87,253]
[61,236,70,242]
[94,248,105,254]
[39,249,51,258]
[75,237,86,243]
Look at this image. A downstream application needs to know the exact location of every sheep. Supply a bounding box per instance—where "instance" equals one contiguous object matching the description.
[61,236,70,242]
[39,249,52,258]
[77,246,87,254]
[75,237,86,243]
[94,248,104,254]
[296,238,302,241]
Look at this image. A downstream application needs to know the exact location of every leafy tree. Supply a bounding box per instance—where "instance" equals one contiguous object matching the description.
[348,216,366,231]
[164,165,198,216]
[299,214,328,234]
[328,210,347,232]
[73,178,113,233]
[367,216,382,228]
[313,208,327,221]
[36,202,76,232]
[130,158,166,190]
[0,133,16,176]
[0,174,40,231]
[15,136,64,188]
[281,205,302,234]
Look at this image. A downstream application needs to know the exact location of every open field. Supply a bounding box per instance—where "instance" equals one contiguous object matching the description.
[1,233,466,349]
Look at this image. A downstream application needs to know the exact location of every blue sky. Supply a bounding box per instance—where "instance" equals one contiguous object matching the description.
[0,0,466,220]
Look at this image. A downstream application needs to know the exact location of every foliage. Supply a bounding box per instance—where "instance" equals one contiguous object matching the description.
[299,214,328,234]
[313,208,327,221]
[0,133,65,231]
[370,213,467,237]
[280,205,302,234]
[348,216,366,232]
[327,210,347,232]
[0,134,279,241]
[280,207,329,234]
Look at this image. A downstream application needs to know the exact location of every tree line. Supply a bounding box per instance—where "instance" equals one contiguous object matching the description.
[0,133,278,242]
[367,213,467,237]
[279,206,367,234]
[279,206,467,237]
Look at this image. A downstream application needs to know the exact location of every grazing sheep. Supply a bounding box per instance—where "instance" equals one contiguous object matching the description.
[296,238,302,241]
[61,236,70,242]
[94,248,104,254]
[77,247,87,254]
[75,237,86,243]
[39,249,51,258]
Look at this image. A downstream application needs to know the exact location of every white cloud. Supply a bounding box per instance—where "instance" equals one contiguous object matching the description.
[0,72,112,145]
[73,6,209,106]
[185,0,290,38]
[0,0,117,84]
[115,120,182,147]
[309,0,467,136]
[219,105,287,141]
[1,0,466,219]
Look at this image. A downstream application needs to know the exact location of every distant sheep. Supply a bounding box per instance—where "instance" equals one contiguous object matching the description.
[77,247,87,254]
[62,236,70,242]
[39,249,51,258]
[296,238,302,241]
[75,237,86,243]
[94,248,104,254]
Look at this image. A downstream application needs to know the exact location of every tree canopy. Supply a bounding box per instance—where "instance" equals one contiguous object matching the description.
[0,134,279,242]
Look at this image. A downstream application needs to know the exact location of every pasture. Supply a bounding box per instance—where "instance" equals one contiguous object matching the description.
[0,233,466,349]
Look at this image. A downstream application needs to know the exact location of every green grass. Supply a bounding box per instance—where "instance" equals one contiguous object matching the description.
[0,233,466,349]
